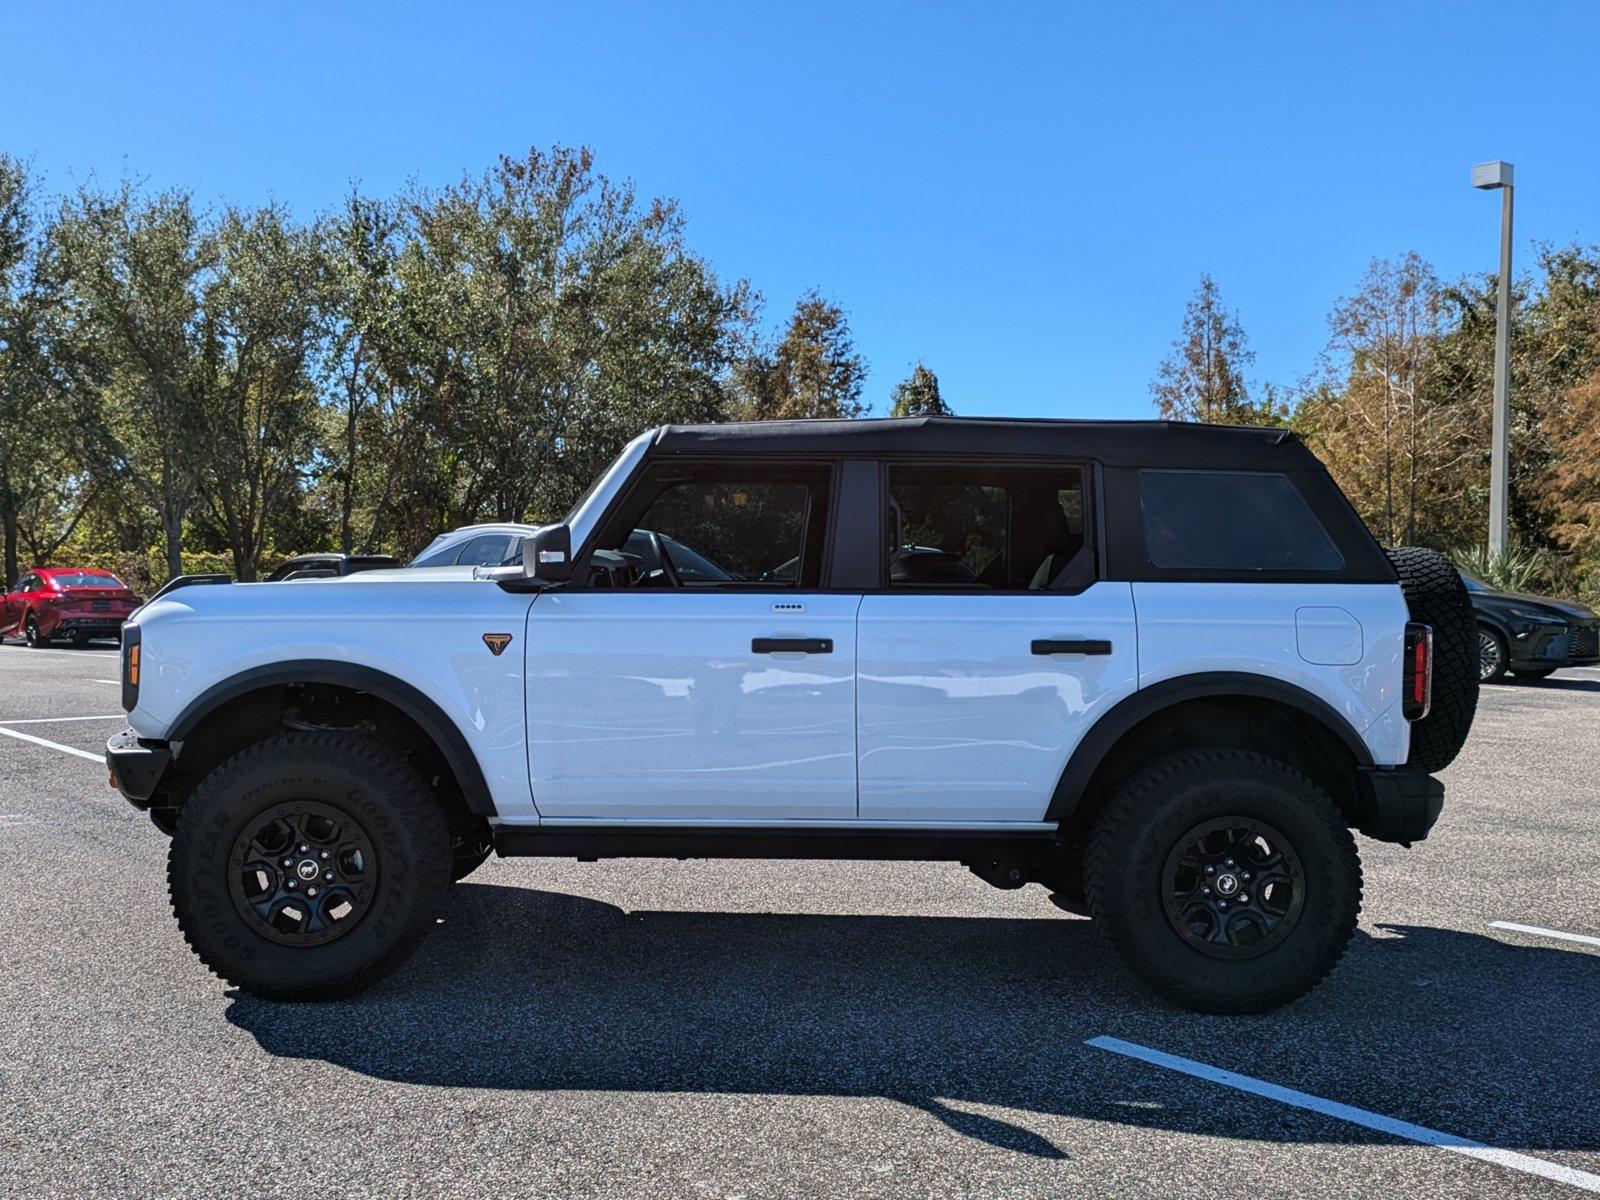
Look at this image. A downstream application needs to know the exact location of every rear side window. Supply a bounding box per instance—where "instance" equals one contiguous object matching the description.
[455,535,515,567]
[885,464,1092,590]
[413,542,464,567]
[1139,470,1343,572]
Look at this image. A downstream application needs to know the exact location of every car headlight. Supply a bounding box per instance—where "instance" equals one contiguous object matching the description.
[1506,606,1565,625]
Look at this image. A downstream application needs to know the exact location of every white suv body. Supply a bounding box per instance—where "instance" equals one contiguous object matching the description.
[108,418,1473,1012]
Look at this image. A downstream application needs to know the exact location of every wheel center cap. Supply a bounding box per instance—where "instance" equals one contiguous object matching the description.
[296,859,321,882]
[1215,872,1240,896]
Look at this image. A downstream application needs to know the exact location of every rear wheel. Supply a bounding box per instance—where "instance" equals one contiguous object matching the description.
[1084,748,1361,1014]
[168,732,451,1000]
[71,632,90,647]
[24,615,49,648]
[1478,626,1509,683]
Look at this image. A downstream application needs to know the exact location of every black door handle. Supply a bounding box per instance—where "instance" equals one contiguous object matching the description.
[1032,639,1113,656]
[752,637,833,654]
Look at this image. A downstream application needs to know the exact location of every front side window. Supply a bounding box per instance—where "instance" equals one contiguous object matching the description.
[598,464,832,588]
[1139,470,1343,572]
[885,464,1091,590]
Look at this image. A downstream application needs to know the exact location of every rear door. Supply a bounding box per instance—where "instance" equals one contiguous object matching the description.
[526,459,860,822]
[857,461,1139,823]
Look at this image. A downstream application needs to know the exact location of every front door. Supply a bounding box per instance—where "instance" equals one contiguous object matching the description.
[526,460,859,822]
[857,461,1139,823]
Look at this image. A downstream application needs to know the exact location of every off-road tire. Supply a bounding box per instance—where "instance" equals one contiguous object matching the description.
[1387,547,1478,770]
[1084,748,1362,1014]
[168,732,450,1000]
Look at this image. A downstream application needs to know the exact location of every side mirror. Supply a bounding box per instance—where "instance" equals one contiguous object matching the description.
[521,523,574,584]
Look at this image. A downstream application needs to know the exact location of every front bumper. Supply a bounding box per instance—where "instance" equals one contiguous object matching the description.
[105,728,172,812]
[1510,620,1600,669]
[1354,766,1444,844]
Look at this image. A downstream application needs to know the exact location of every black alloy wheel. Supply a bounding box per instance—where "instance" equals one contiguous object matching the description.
[229,801,378,946]
[24,615,48,648]
[1161,817,1305,958]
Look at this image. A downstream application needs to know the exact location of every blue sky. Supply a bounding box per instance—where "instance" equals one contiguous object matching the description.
[5,1,1597,418]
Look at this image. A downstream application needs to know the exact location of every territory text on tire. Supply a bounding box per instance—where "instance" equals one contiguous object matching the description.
[167,731,451,1000]
[1084,748,1362,1014]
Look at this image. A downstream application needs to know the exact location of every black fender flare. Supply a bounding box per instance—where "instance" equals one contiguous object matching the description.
[1046,672,1375,821]
[168,659,497,816]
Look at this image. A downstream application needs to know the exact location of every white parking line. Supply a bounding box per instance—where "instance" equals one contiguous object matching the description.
[0,725,104,763]
[1491,921,1600,950]
[1,647,119,659]
[0,714,125,725]
[1087,1036,1600,1194]
[92,679,121,685]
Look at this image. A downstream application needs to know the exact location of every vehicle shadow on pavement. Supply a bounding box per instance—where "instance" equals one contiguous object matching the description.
[225,885,1600,1159]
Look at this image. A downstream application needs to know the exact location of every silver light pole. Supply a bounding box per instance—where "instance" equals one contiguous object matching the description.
[1472,160,1515,557]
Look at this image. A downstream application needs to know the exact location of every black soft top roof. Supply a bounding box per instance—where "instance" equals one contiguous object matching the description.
[650,416,1319,471]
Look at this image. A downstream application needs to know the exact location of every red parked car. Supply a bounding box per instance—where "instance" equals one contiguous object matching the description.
[0,568,142,647]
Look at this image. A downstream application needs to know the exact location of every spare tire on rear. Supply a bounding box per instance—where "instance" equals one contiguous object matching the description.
[1386,547,1478,772]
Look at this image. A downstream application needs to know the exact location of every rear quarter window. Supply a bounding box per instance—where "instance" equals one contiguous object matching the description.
[1139,469,1343,572]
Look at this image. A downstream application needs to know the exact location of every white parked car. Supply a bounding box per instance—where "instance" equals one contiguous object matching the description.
[410,523,539,568]
[107,417,1478,1013]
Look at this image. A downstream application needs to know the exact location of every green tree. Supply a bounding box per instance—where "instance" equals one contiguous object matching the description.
[51,182,214,579]
[369,146,751,552]
[733,289,866,420]
[193,204,324,579]
[1152,274,1278,425]
[318,192,402,554]
[1296,253,1478,546]
[0,156,90,583]
[889,362,951,417]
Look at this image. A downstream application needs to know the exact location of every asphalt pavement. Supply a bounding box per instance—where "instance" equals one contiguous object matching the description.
[0,639,1596,1199]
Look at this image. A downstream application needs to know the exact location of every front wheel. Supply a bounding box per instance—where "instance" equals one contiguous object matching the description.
[1478,626,1509,683]
[1084,749,1362,1014]
[168,732,451,1000]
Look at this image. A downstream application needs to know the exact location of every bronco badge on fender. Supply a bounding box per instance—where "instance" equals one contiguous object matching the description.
[482,633,512,656]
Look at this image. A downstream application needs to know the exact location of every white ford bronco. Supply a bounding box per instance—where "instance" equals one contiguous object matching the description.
[108,417,1478,1013]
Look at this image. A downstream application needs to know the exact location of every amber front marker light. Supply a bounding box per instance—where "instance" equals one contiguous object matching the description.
[128,643,140,686]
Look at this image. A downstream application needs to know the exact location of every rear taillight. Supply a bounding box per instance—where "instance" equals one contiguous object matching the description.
[1402,621,1433,720]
